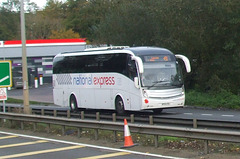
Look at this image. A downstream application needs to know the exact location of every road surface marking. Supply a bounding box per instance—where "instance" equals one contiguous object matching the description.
[184,113,193,115]
[0,136,18,140]
[201,114,213,116]
[0,145,84,159]
[221,115,234,117]
[79,152,131,159]
[0,131,187,159]
[0,140,48,149]
[0,76,9,83]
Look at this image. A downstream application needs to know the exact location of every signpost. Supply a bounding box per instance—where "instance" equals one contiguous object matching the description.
[21,0,30,114]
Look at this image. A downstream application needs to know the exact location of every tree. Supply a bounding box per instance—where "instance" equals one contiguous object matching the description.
[49,29,80,39]
[65,0,116,41]
[93,0,157,46]
[25,0,66,39]
[0,7,20,40]
[0,0,39,40]
[90,0,240,93]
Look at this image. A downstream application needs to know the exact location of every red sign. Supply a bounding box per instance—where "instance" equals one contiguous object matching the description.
[0,88,7,101]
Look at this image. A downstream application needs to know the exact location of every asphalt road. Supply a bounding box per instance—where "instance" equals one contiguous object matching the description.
[7,83,240,122]
[7,83,54,103]
[4,84,240,158]
[0,131,170,159]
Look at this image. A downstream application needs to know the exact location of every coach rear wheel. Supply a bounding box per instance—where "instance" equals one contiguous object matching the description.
[69,95,78,112]
[115,97,125,115]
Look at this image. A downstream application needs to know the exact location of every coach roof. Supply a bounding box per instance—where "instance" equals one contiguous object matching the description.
[124,47,174,56]
[60,46,174,57]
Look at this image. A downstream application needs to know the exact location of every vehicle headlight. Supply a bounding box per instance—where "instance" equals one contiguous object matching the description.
[182,86,185,95]
[142,90,148,98]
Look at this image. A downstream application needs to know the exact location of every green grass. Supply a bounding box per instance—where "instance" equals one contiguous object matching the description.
[6,98,52,106]
[186,90,240,109]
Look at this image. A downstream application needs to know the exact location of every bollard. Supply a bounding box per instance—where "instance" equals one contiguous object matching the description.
[96,112,100,121]
[149,115,154,125]
[81,111,84,120]
[41,109,45,116]
[112,113,117,142]
[21,122,24,130]
[155,135,159,148]
[34,77,38,88]
[39,74,43,85]
[33,123,37,132]
[204,140,209,154]
[67,110,70,118]
[46,124,50,133]
[130,114,134,123]
[193,119,198,128]
[112,113,116,122]
[8,106,11,113]
[77,128,82,138]
[54,110,57,117]
[62,125,65,136]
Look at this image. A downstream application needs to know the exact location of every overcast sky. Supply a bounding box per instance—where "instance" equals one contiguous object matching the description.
[0,0,66,9]
[30,0,47,9]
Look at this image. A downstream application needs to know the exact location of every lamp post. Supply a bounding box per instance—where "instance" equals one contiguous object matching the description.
[20,0,30,114]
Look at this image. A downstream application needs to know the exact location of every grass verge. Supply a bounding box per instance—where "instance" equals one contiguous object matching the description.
[186,90,240,109]
[6,98,52,106]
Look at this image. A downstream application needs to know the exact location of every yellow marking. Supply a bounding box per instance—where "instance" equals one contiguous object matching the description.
[0,140,48,149]
[0,136,18,140]
[79,152,131,159]
[0,145,84,159]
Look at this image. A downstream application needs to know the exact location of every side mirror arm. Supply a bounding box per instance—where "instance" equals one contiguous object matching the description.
[175,54,191,73]
[134,77,140,88]
[131,56,144,74]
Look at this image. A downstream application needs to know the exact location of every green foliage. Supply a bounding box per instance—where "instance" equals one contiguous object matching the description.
[49,29,80,39]
[6,98,52,105]
[0,7,20,40]
[186,90,240,109]
[1,0,240,102]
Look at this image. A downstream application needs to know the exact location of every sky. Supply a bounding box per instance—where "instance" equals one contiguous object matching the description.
[30,0,47,9]
[30,0,67,9]
[0,0,66,9]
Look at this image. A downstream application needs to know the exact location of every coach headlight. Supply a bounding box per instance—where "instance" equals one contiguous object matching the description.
[142,90,149,98]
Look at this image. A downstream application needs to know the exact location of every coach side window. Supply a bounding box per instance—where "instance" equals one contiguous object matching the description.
[53,56,68,74]
[127,57,137,81]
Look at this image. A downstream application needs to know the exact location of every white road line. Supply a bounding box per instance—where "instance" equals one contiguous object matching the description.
[183,113,193,115]
[0,145,84,159]
[78,152,131,159]
[201,114,213,116]
[221,115,234,117]
[0,131,187,159]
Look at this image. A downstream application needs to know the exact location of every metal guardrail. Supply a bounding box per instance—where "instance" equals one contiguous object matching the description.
[0,112,240,154]
[30,108,240,131]
[2,105,240,131]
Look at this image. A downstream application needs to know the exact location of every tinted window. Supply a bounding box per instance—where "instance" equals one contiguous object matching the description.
[53,53,128,75]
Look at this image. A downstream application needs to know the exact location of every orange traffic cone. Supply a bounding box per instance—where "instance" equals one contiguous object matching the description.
[121,118,138,148]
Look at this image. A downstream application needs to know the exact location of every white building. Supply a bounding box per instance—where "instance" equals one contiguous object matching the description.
[0,39,86,83]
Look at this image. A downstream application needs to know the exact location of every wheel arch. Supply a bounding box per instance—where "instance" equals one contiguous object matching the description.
[114,94,124,107]
[114,93,131,111]
[69,92,78,108]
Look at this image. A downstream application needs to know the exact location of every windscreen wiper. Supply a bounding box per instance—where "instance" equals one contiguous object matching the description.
[147,80,170,89]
